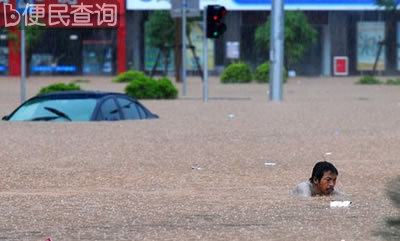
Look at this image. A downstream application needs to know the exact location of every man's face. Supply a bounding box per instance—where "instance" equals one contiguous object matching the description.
[313,171,337,195]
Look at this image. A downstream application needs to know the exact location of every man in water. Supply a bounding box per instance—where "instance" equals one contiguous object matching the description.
[294,161,342,197]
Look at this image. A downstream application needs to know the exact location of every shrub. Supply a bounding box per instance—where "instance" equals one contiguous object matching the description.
[220,62,252,83]
[255,61,288,83]
[71,79,90,84]
[358,75,381,85]
[385,79,400,85]
[112,70,148,83]
[39,82,81,95]
[125,76,158,99]
[157,77,178,99]
[125,76,178,99]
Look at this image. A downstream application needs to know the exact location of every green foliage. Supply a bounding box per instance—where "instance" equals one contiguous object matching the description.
[8,24,45,53]
[146,11,175,49]
[71,79,90,84]
[26,25,45,50]
[375,0,399,9]
[385,78,400,85]
[112,70,147,83]
[358,75,382,85]
[39,83,81,95]
[125,76,158,99]
[254,11,317,67]
[221,62,253,83]
[125,76,178,99]
[255,61,288,83]
[157,77,178,99]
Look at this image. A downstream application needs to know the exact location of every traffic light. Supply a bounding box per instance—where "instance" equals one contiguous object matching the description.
[206,5,227,39]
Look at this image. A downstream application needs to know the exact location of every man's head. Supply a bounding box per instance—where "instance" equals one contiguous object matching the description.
[309,161,338,195]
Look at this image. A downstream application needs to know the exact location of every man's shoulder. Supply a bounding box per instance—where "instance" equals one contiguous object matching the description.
[293,180,312,197]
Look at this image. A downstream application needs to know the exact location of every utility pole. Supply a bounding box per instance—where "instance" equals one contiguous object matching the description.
[21,14,26,103]
[203,7,208,102]
[181,0,187,96]
[269,0,284,101]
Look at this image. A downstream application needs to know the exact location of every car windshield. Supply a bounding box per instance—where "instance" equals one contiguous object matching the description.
[8,97,98,121]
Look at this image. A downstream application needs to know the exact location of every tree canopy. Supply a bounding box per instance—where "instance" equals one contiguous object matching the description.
[254,11,317,68]
[375,0,399,9]
[145,11,176,49]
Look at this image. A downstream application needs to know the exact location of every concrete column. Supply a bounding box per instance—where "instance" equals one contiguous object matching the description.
[329,11,348,59]
[322,24,331,76]
[126,11,145,71]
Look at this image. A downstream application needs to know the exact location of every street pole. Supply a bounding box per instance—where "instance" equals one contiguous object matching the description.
[203,7,208,102]
[21,14,26,103]
[181,0,187,96]
[269,0,284,101]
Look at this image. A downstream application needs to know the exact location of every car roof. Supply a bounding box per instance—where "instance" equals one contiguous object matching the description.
[37,91,129,99]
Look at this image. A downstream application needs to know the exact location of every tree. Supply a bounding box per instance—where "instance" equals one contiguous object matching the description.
[373,0,399,75]
[254,11,317,69]
[9,24,45,76]
[146,11,202,81]
[376,0,399,9]
[145,11,175,77]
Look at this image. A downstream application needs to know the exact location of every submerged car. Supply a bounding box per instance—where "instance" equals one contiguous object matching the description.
[2,91,159,122]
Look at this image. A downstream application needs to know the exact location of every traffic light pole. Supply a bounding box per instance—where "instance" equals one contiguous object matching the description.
[269,0,284,101]
[21,14,26,103]
[203,7,208,102]
[181,0,187,96]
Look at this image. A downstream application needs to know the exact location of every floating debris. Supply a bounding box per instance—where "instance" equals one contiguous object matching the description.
[227,114,235,119]
[330,201,352,208]
[333,130,341,136]
[264,162,277,166]
[323,152,332,161]
[191,165,202,170]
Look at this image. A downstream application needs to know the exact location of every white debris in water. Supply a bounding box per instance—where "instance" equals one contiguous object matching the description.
[330,201,352,208]
[333,130,341,136]
[227,114,235,119]
[191,165,202,170]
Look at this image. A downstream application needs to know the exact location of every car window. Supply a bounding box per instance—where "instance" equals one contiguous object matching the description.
[137,105,147,118]
[99,98,121,121]
[116,98,141,120]
[8,98,97,121]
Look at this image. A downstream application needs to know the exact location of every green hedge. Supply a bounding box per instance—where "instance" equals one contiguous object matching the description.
[157,77,179,99]
[358,75,381,85]
[125,76,178,99]
[112,70,148,83]
[221,62,253,83]
[39,82,81,95]
[385,79,400,85]
[255,61,288,83]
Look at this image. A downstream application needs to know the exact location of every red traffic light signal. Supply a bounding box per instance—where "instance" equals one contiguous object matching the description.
[206,5,227,39]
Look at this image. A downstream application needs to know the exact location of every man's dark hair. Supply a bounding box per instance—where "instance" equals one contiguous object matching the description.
[309,161,338,182]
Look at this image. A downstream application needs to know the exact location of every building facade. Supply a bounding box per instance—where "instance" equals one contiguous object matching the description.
[0,0,399,76]
[0,0,126,76]
[127,0,400,76]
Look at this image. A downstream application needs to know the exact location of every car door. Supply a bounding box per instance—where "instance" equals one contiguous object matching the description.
[115,97,142,120]
[96,97,122,121]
